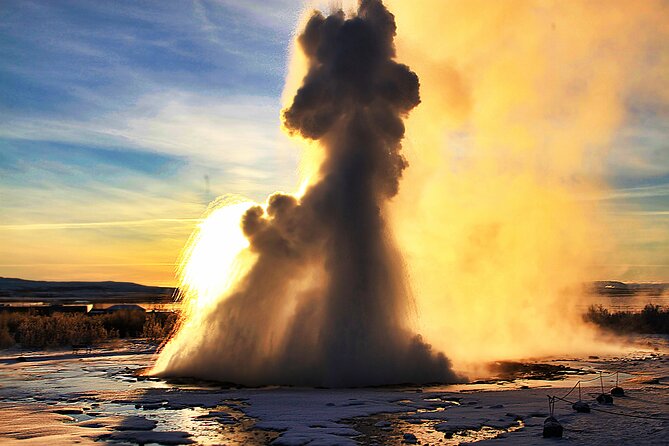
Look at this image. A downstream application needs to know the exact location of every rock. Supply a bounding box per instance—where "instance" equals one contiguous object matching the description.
[611,386,625,397]
[543,417,563,438]
[403,432,418,444]
[572,401,591,413]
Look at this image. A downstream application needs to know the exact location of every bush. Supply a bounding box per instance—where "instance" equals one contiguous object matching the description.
[102,310,146,338]
[584,304,669,334]
[15,313,107,348]
[0,310,178,349]
[0,325,14,348]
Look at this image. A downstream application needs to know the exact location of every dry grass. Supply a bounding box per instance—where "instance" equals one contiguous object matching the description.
[0,310,177,349]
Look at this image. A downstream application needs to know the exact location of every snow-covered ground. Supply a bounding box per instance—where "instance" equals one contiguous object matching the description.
[0,336,667,445]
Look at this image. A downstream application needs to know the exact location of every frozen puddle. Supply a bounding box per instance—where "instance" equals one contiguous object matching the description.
[0,337,668,445]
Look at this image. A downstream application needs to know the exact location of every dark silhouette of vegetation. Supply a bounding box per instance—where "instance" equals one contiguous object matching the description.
[585,304,669,334]
[0,310,177,349]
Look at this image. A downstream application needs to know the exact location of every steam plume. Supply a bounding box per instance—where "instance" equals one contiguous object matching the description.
[385,0,669,370]
[153,0,457,387]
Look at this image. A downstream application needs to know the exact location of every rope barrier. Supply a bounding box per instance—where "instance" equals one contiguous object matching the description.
[557,371,621,401]
[560,380,580,400]
[544,368,669,426]
[547,395,556,417]
[552,395,669,421]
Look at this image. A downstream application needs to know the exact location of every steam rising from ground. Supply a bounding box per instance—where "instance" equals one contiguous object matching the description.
[153,0,457,387]
[384,0,669,369]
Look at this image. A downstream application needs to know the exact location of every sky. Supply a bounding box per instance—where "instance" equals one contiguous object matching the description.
[0,0,306,285]
[0,0,667,286]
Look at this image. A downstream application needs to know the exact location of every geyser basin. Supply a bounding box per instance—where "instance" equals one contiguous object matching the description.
[152,0,458,387]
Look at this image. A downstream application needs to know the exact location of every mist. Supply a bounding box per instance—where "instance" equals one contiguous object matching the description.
[384,0,669,370]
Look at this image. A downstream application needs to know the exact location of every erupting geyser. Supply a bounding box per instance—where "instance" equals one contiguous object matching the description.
[153,0,458,387]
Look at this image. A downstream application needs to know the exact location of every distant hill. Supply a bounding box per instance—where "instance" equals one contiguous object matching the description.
[0,277,176,303]
[591,281,668,297]
[1,277,665,303]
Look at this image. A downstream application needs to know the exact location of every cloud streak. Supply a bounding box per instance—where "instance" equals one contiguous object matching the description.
[0,219,202,231]
[1,93,299,167]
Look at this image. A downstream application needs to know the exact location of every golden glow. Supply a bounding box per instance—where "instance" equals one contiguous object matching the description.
[385,0,668,370]
[152,196,258,374]
[176,196,254,314]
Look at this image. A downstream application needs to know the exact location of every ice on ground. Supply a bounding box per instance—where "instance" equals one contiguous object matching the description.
[0,336,667,445]
[0,403,105,445]
[99,430,193,445]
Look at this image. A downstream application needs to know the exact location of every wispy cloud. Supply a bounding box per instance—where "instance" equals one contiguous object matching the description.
[0,91,301,170]
[206,0,303,32]
[0,219,202,231]
[614,211,669,216]
[606,114,669,181]
[596,183,669,201]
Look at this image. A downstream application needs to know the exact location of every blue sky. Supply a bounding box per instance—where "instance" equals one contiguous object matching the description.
[0,0,307,284]
[0,0,667,285]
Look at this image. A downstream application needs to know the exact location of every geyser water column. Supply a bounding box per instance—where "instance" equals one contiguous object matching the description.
[152,0,458,387]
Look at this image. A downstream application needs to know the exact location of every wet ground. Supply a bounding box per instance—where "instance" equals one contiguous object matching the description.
[0,336,667,445]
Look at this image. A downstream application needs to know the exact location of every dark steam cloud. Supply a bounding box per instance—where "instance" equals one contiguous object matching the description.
[159,0,458,387]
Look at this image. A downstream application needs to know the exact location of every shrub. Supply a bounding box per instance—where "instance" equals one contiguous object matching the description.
[102,310,146,338]
[15,313,108,348]
[584,304,669,334]
[0,325,14,348]
[0,310,178,349]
